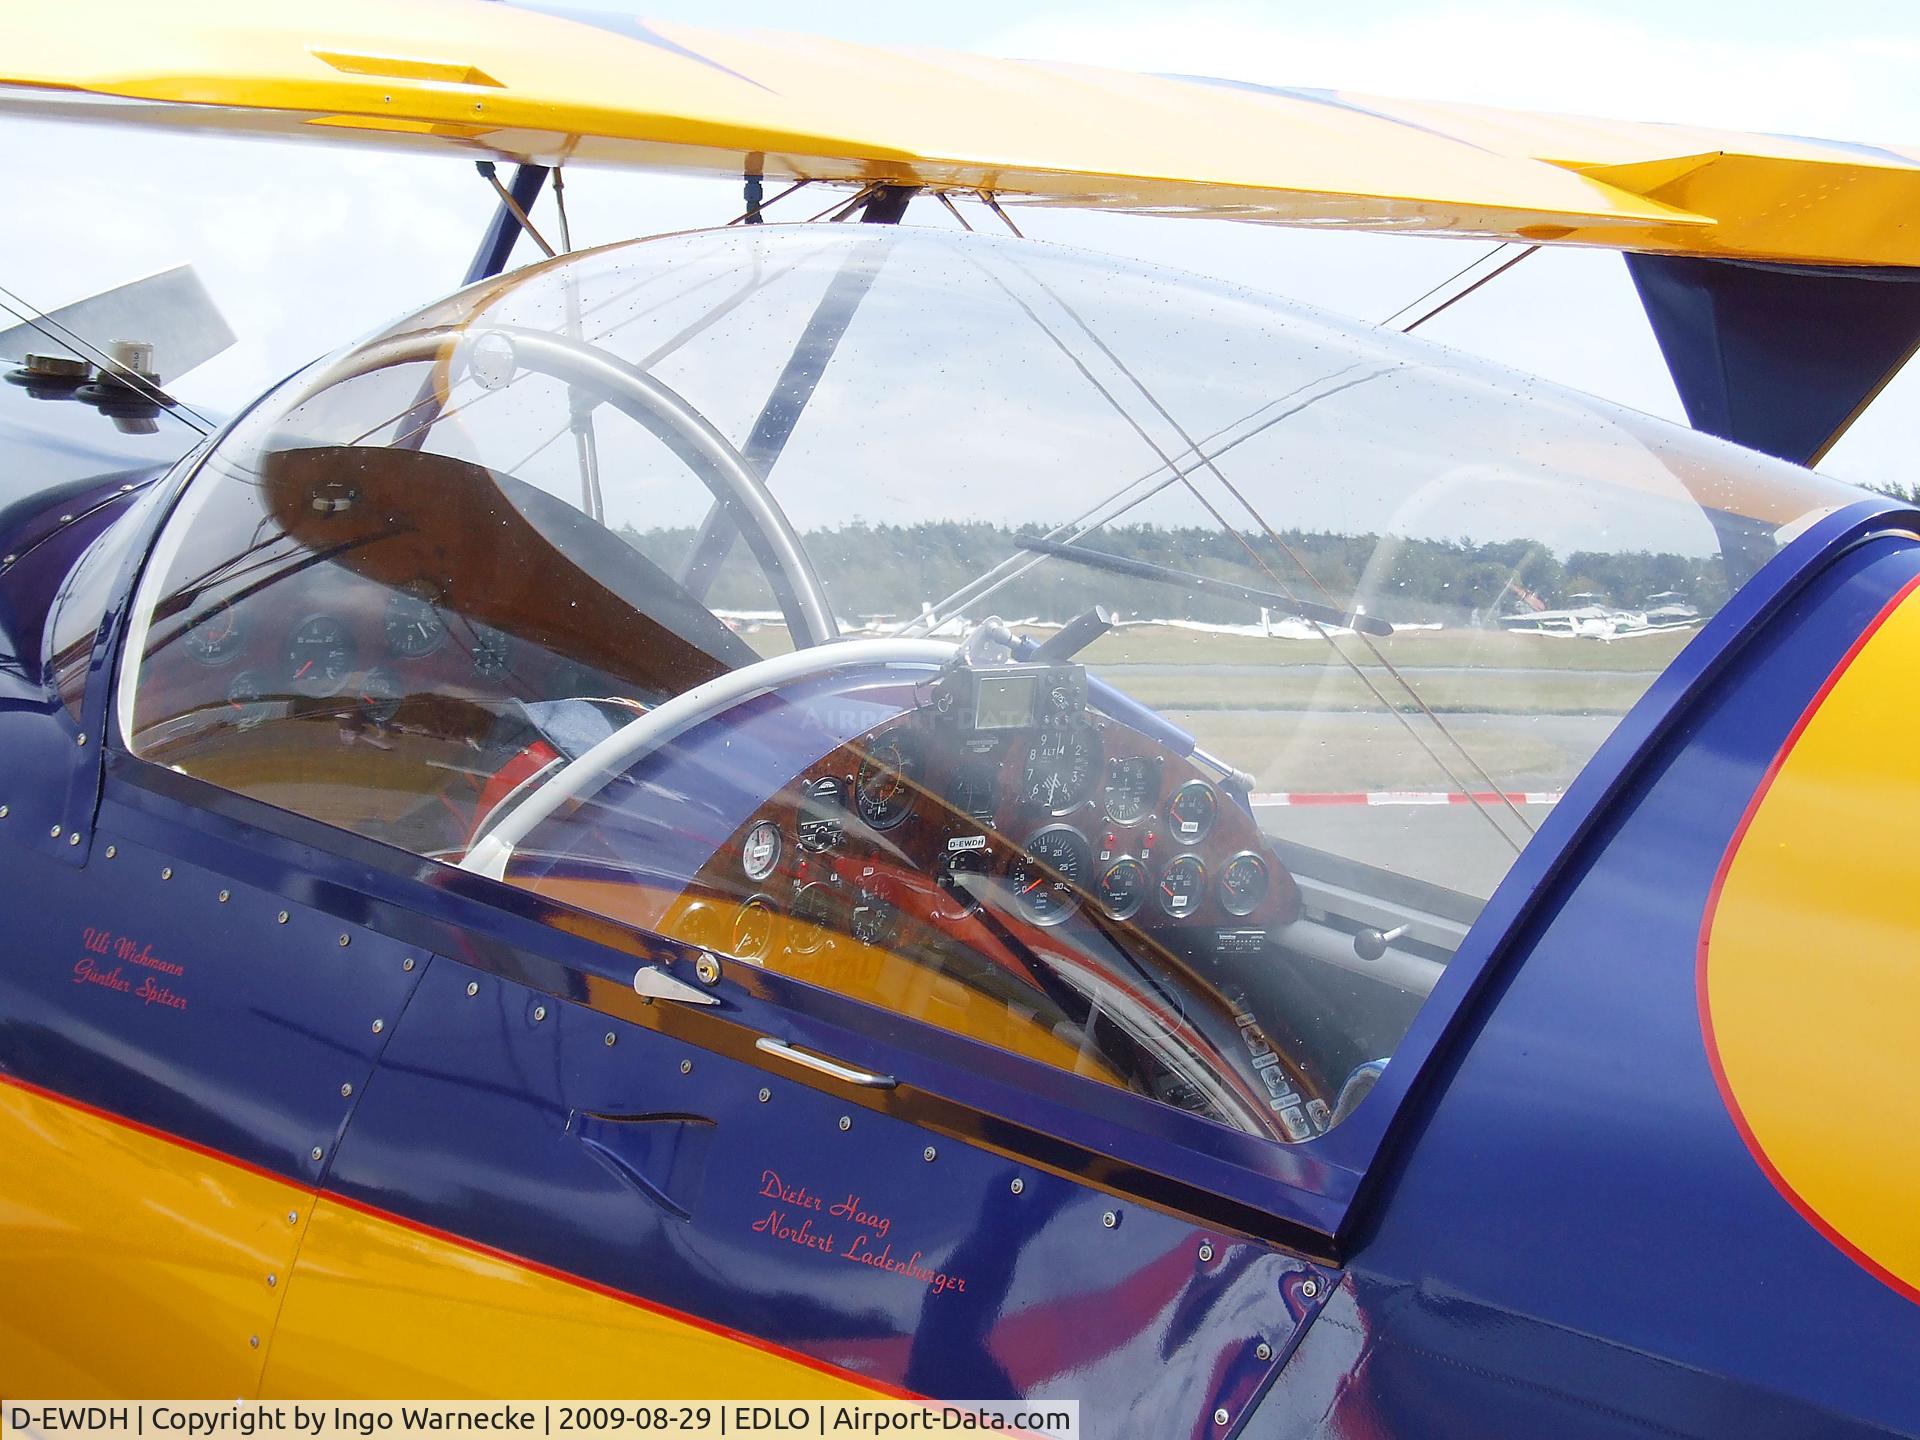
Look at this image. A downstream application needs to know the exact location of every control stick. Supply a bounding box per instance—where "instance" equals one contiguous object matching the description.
[1354,922,1412,961]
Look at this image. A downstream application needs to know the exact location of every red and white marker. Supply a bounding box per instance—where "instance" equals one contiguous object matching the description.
[1250,789,1563,807]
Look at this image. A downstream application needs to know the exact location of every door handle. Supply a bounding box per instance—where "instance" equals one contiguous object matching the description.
[633,962,718,1006]
[755,1037,896,1089]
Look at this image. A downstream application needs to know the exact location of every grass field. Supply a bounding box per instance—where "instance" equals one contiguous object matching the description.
[731,618,1699,791]
[1087,625,1682,787]
[1098,665,1652,717]
[1168,710,1580,791]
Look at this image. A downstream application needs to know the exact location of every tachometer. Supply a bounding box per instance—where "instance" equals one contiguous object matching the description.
[789,881,837,954]
[1218,851,1271,917]
[285,615,356,697]
[384,583,445,658]
[224,669,270,729]
[1103,755,1160,825]
[1167,780,1218,845]
[1158,854,1206,918]
[1021,725,1099,813]
[182,598,244,666]
[856,732,923,831]
[730,896,776,961]
[850,881,900,947]
[1008,824,1092,927]
[470,624,512,679]
[1096,856,1149,920]
[356,666,404,725]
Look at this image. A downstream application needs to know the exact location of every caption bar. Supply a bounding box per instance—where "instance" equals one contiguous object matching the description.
[4,1404,1078,1440]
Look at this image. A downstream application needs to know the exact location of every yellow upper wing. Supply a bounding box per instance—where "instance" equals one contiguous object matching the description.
[2,0,1916,267]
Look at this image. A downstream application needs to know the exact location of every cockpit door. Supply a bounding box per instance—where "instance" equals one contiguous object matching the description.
[268,934,1335,1431]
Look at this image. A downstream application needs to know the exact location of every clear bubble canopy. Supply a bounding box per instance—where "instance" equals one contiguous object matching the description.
[240,223,1850,617]
[116,223,1856,1142]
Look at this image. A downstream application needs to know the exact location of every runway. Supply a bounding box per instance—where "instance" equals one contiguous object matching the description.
[1258,797,1561,900]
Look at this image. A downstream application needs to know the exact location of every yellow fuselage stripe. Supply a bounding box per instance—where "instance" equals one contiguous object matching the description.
[0,1074,892,1398]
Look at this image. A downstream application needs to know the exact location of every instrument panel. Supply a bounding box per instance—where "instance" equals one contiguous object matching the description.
[699,668,1299,963]
[170,582,528,724]
[135,561,664,860]
[665,661,1317,1137]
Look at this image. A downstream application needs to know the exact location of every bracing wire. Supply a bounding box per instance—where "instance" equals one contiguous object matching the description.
[988,253,1534,849]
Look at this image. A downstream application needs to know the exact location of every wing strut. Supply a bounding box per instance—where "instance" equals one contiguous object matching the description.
[677,184,919,611]
[1626,254,1920,468]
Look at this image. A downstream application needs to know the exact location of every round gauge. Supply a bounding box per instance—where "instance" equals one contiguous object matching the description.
[945,764,999,828]
[850,883,899,947]
[470,624,512,679]
[797,776,847,852]
[1104,756,1160,826]
[224,669,270,729]
[356,666,405,725]
[1158,854,1207,918]
[741,820,782,882]
[1097,856,1150,921]
[1021,725,1099,813]
[1218,851,1271,917]
[789,881,837,954]
[384,584,445,658]
[1167,780,1218,845]
[934,848,990,919]
[285,615,357,697]
[1008,824,1092,927]
[730,896,775,961]
[856,732,923,831]
[182,598,245,666]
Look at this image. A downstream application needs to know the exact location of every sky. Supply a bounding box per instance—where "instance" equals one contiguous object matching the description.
[2,0,1918,488]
